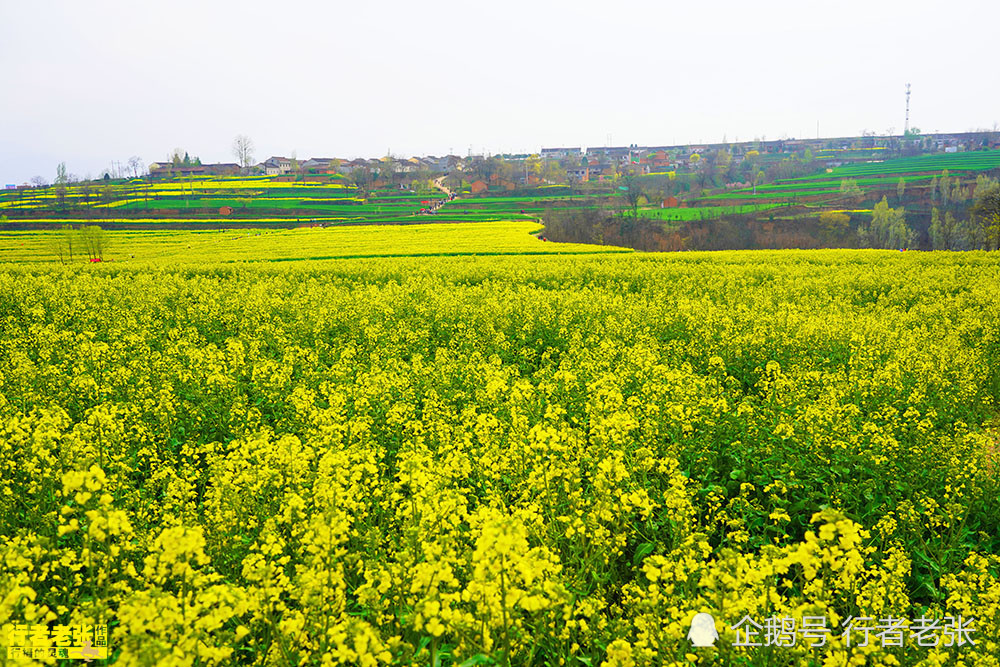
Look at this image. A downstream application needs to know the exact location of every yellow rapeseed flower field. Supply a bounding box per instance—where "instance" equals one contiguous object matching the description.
[0,249,998,665]
[0,222,626,264]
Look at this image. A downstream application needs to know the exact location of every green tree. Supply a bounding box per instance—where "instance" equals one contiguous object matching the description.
[896,177,905,204]
[974,174,999,199]
[929,208,947,250]
[524,155,541,184]
[378,158,397,188]
[951,181,967,205]
[618,171,643,218]
[971,183,1000,250]
[860,196,912,249]
[818,211,850,245]
[541,160,563,185]
[940,170,951,207]
[840,178,863,198]
[949,213,975,250]
[697,151,717,190]
[350,166,374,195]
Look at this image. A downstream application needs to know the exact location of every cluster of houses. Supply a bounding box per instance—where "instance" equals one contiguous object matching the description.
[542,145,699,183]
[537,131,1000,183]
[142,130,1000,187]
[255,155,468,177]
[146,156,470,179]
[147,162,241,177]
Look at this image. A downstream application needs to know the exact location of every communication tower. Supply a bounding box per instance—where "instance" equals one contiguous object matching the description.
[904,83,911,135]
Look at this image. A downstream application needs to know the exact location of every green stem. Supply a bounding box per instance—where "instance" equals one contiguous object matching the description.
[500,556,511,667]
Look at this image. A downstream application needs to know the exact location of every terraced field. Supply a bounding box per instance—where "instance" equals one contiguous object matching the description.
[0,176,447,221]
[706,150,1000,204]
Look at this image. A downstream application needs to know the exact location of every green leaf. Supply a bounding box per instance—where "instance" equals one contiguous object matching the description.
[633,542,656,566]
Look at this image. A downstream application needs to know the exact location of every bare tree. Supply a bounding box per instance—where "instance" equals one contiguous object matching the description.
[81,225,108,260]
[55,183,69,211]
[63,224,76,261]
[232,135,255,173]
[81,183,94,207]
[50,224,80,263]
[30,176,47,188]
[128,156,144,178]
[51,226,68,263]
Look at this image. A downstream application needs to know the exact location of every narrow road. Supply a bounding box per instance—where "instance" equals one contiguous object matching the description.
[432,176,452,197]
[421,176,458,215]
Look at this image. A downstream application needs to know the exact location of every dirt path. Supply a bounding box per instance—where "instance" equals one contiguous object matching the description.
[418,176,459,216]
[433,176,452,197]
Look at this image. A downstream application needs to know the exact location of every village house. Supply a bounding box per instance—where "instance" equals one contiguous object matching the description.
[259,156,293,176]
[587,159,605,180]
[396,158,421,174]
[440,155,465,173]
[541,147,582,161]
[300,158,339,173]
[336,158,370,175]
[148,162,240,177]
[585,145,644,165]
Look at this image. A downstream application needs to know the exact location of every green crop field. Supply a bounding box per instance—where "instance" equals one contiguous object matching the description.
[639,204,786,221]
[825,150,1000,177]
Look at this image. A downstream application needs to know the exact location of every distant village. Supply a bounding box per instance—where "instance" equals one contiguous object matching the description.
[140,131,1000,191]
[6,130,989,194]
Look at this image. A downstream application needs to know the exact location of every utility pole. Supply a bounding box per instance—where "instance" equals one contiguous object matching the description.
[904,83,911,135]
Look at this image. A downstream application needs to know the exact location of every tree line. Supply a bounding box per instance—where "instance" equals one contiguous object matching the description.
[540,173,1000,252]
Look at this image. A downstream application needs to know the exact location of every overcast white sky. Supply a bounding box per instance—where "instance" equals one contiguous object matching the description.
[2,0,998,184]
